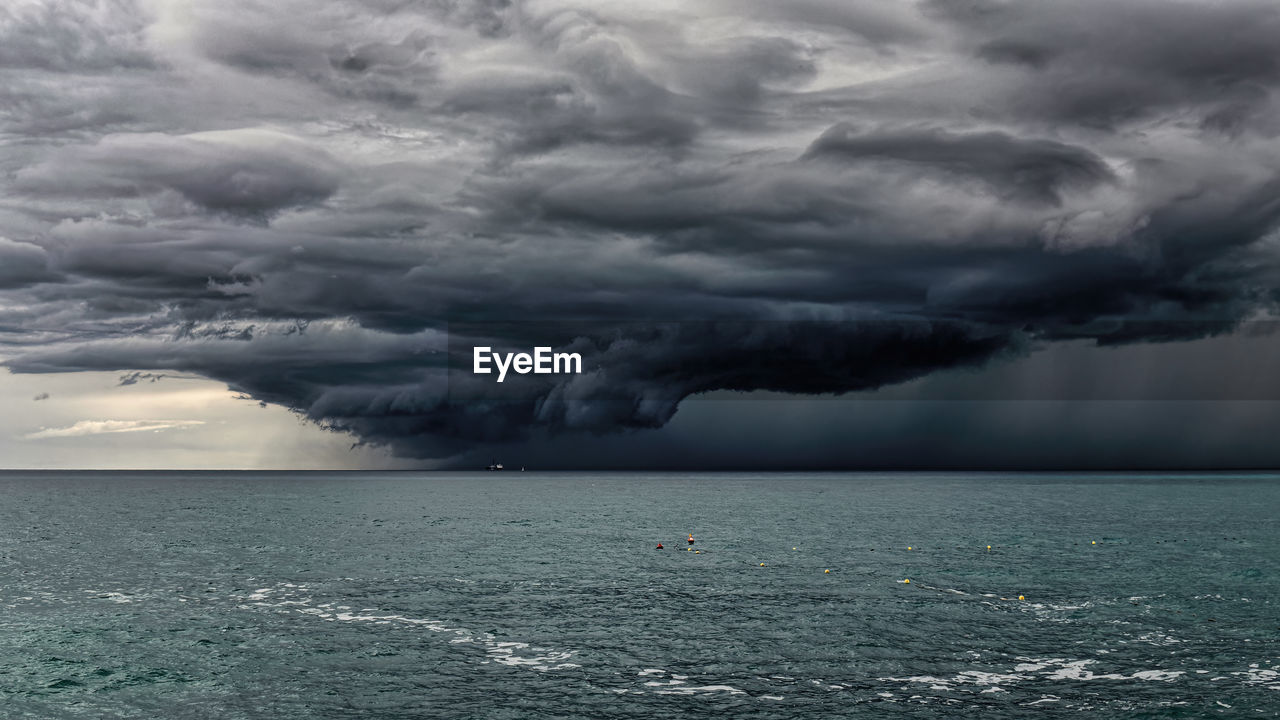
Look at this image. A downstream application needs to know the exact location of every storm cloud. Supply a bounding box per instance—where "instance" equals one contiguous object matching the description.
[2,0,1280,462]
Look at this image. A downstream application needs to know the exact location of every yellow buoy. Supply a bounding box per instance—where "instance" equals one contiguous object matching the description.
[1018,595,1025,601]
[695,550,701,554]
[793,547,797,551]
[1091,541,1096,545]
[687,547,692,551]
[824,569,830,574]
[907,546,912,551]
[903,578,910,584]
[759,562,766,566]
[987,545,992,551]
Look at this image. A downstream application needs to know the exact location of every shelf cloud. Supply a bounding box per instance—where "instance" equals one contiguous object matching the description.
[2,0,1280,461]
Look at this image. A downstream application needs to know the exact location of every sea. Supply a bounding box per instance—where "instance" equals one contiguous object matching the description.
[0,471,1276,718]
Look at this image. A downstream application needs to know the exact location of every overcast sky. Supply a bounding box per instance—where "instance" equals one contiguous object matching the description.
[3,0,1280,469]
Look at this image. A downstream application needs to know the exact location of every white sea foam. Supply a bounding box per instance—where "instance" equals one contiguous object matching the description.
[238,581,1272,707]
[239,582,581,672]
[1042,660,1114,681]
[882,656,1188,695]
[1134,631,1183,646]
[879,675,955,691]
[1130,670,1184,682]
[1235,665,1280,689]
[652,684,746,696]
[1023,658,1184,683]
[630,668,746,696]
[958,670,1023,685]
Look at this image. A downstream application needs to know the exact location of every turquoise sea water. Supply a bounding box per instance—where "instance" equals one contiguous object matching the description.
[0,471,1276,718]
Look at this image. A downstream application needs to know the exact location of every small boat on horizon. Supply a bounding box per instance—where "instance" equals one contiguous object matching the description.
[486,461,504,471]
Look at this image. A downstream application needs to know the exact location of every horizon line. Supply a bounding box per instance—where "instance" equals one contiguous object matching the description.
[1,468,1279,474]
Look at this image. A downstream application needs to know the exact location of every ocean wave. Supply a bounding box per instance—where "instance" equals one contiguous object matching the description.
[237,582,581,673]
[630,668,747,697]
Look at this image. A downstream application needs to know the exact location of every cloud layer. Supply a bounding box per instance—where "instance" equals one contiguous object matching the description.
[25,418,204,440]
[3,0,1280,460]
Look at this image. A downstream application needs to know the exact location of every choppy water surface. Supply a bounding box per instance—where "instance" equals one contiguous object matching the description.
[0,472,1276,718]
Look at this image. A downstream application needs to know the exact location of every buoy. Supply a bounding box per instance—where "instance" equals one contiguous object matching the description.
[1018,595,1025,601]
[687,547,692,552]
[695,550,700,554]
[824,569,830,574]
[760,563,766,566]
[793,547,797,551]
[656,543,663,549]
[907,546,912,550]
[987,545,992,551]
[1091,541,1096,545]
[903,578,910,584]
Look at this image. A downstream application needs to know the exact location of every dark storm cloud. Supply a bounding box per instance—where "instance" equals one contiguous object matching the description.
[0,238,61,289]
[186,2,437,108]
[802,124,1114,205]
[926,0,1280,130]
[727,0,929,47]
[117,371,202,386]
[14,130,343,221]
[3,0,1280,464]
[0,0,156,73]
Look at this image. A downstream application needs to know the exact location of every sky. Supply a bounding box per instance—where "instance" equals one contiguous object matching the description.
[3,0,1280,469]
